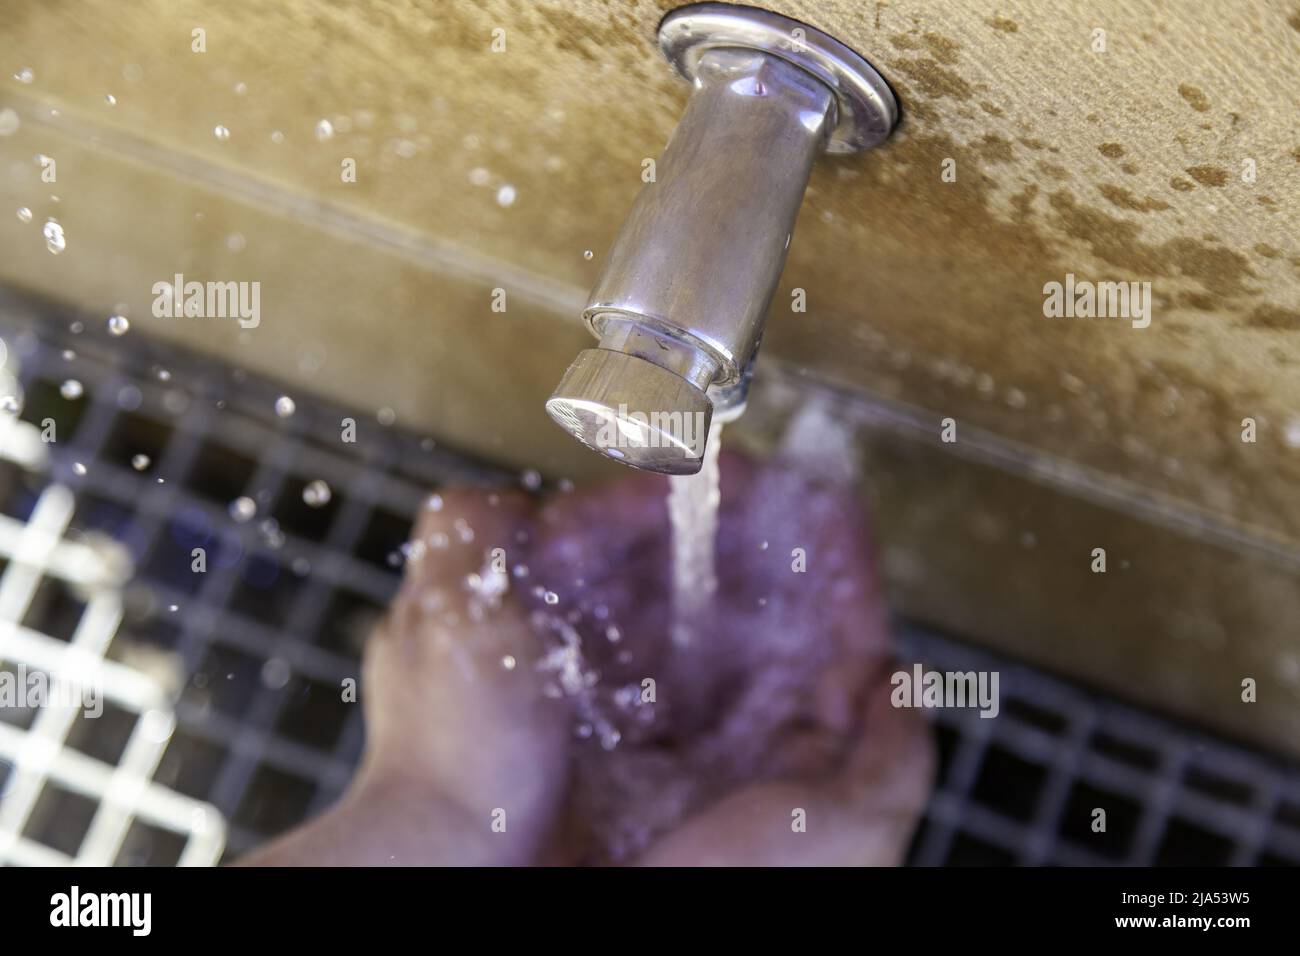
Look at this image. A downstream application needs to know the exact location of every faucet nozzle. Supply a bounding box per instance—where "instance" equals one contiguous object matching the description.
[546,3,897,474]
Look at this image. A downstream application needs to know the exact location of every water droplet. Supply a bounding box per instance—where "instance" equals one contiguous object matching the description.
[314,118,334,141]
[605,625,621,643]
[377,407,396,426]
[1,396,19,414]
[59,379,82,400]
[496,184,517,207]
[42,219,66,254]
[468,167,489,186]
[270,130,284,144]
[14,68,34,84]
[274,395,296,418]
[260,518,285,549]
[131,454,150,471]
[302,479,331,508]
[520,469,541,491]
[168,604,179,612]
[1060,371,1086,395]
[501,655,517,671]
[107,314,129,336]
[213,124,230,141]
[61,349,75,361]
[233,81,247,96]
[229,496,256,522]
[425,494,443,512]
[227,232,246,253]
[72,462,86,476]
[0,108,18,136]
[115,386,141,411]
[260,657,291,690]
[105,93,116,105]
[583,250,594,260]
[543,590,559,605]
[16,207,31,223]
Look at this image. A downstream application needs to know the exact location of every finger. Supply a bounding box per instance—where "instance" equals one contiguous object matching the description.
[526,469,674,633]
[362,487,566,787]
[398,489,533,604]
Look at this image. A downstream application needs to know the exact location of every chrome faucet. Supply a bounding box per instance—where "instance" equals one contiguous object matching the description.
[546,3,898,474]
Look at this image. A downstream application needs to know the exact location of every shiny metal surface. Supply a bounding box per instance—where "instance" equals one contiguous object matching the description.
[658,2,899,153]
[546,4,898,474]
[585,47,832,389]
[546,347,714,474]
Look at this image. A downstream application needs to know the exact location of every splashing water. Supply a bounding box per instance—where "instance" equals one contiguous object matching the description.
[666,419,724,644]
[501,395,875,862]
[42,219,66,255]
[303,479,331,507]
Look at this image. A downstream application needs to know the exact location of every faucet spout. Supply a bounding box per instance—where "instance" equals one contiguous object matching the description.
[546,3,897,474]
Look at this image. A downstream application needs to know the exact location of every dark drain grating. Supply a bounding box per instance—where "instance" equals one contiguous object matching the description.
[1,290,1298,866]
[899,625,1300,866]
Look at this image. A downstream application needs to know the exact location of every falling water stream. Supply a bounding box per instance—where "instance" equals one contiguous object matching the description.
[666,420,724,644]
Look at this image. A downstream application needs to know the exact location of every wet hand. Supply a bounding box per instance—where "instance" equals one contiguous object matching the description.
[241,453,932,866]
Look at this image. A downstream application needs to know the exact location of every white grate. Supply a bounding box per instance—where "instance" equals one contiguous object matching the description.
[0,379,225,866]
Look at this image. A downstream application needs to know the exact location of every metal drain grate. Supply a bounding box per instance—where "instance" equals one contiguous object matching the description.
[899,625,1300,866]
[1,288,1298,866]
[0,290,509,862]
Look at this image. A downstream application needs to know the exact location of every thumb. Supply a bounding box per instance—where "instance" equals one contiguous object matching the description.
[633,662,934,866]
[361,489,571,863]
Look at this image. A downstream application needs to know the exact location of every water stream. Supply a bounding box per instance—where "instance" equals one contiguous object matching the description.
[666,420,724,644]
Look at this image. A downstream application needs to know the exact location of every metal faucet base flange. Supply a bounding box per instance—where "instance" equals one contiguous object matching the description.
[658,2,899,154]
